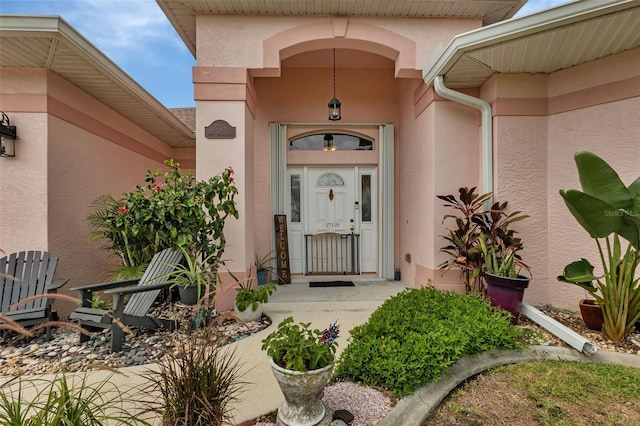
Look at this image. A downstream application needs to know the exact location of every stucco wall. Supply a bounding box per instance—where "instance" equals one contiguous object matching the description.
[488,48,640,310]
[1,69,180,318]
[196,15,479,70]
[0,69,49,252]
[547,98,640,310]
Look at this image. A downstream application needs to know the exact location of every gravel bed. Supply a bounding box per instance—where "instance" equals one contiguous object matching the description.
[0,301,270,376]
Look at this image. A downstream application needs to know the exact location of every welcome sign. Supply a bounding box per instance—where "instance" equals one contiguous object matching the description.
[274,214,291,284]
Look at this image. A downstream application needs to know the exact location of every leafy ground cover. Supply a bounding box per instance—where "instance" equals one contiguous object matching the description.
[333,287,526,398]
[428,360,640,425]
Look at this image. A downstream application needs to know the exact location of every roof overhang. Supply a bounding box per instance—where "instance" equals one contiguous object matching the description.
[157,0,527,57]
[423,0,640,88]
[0,15,195,148]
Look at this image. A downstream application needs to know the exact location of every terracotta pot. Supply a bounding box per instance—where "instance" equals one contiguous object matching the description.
[483,272,530,325]
[269,357,333,426]
[579,299,604,331]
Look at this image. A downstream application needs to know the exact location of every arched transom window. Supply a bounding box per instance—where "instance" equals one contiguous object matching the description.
[289,133,373,151]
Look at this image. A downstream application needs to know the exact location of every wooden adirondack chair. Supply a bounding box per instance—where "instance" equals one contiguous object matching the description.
[0,251,69,339]
[70,248,183,352]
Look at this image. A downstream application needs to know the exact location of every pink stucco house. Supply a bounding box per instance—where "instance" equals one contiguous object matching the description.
[1,0,639,316]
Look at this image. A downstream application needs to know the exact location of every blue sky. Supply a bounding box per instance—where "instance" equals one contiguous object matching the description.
[0,0,573,108]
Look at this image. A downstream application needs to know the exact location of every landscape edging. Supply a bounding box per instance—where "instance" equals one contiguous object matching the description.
[377,345,640,426]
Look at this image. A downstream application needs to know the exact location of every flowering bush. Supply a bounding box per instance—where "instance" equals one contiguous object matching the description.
[88,160,238,278]
[261,316,340,372]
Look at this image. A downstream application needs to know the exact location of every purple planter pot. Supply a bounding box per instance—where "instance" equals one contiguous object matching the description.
[484,272,530,325]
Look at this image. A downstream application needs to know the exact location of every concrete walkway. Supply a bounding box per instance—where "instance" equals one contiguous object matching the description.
[229,278,408,424]
[5,279,638,425]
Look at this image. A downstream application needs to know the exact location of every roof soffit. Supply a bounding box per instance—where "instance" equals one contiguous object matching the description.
[424,0,640,88]
[0,15,195,148]
[156,0,527,57]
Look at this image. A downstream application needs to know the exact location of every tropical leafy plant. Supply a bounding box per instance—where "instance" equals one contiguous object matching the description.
[235,281,276,313]
[166,246,219,304]
[261,316,340,372]
[557,151,640,342]
[438,187,528,293]
[88,160,238,280]
[479,235,529,278]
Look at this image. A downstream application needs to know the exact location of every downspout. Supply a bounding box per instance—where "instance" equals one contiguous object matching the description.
[433,76,598,356]
[433,76,493,196]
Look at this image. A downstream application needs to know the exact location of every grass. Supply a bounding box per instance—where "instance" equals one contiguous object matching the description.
[429,360,640,425]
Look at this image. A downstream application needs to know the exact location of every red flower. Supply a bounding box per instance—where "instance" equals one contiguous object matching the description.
[226,167,234,175]
[176,205,182,210]
[152,183,165,190]
[118,206,128,214]
[230,177,235,184]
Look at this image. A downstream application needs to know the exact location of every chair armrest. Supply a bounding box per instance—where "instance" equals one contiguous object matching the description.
[103,281,174,296]
[70,279,139,293]
[47,278,70,291]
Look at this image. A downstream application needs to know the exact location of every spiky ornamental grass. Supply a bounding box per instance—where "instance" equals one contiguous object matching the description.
[143,322,248,426]
[0,369,146,426]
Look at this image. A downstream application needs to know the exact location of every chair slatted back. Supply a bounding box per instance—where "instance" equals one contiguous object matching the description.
[0,251,57,312]
[123,248,183,317]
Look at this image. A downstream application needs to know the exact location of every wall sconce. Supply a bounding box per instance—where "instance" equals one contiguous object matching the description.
[323,134,336,151]
[328,48,342,121]
[0,112,17,158]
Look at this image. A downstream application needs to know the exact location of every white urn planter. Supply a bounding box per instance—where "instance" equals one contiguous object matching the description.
[269,357,334,426]
[234,301,262,323]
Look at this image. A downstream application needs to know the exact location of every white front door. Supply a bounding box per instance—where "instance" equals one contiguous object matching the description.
[286,166,377,275]
[308,168,354,234]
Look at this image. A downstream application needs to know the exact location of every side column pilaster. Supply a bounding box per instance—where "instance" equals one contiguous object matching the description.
[194,66,257,310]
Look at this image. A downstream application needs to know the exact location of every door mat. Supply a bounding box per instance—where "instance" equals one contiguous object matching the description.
[309,281,355,287]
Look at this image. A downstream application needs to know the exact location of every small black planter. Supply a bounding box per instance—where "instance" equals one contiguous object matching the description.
[484,272,530,325]
[178,285,199,305]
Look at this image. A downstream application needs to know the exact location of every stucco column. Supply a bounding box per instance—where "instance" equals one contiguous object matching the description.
[194,67,256,309]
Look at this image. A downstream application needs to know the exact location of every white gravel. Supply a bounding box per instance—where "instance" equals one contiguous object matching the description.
[322,381,392,425]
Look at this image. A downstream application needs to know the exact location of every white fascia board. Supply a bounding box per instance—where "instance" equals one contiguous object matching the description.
[423,0,639,85]
[155,0,196,57]
[0,14,194,138]
[56,19,195,137]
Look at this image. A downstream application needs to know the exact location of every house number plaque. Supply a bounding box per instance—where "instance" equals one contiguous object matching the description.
[274,214,291,284]
[205,120,236,139]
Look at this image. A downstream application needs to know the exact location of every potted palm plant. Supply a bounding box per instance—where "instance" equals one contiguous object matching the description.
[261,316,340,426]
[557,151,640,342]
[479,237,530,324]
[167,247,218,306]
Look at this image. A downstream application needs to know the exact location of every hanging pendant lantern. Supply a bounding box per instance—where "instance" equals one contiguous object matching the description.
[328,48,341,121]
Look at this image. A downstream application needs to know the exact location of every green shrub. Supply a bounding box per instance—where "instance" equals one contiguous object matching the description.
[88,160,238,280]
[333,286,525,398]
